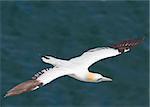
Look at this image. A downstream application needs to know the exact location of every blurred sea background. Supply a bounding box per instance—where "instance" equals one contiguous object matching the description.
[1,1,149,107]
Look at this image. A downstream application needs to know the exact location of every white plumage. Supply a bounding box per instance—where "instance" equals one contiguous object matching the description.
[5,38,143,97]
[37,47,126,85]
[70,47,126,68]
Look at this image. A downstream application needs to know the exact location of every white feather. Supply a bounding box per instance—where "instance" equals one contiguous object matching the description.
[70,47,125,68]
[36,67,73,85]
[37,47,129,85]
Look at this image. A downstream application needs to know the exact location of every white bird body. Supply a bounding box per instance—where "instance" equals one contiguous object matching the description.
[5,38,144,97]
[36,63,89,85]
[36,47,127,85]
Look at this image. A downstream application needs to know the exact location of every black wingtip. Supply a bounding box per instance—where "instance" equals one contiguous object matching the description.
[110,37,144,52]
[4,80,43,97]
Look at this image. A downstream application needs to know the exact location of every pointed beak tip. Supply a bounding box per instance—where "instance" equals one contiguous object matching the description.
[103,77,112,82]
[110,79,112,81]
[106,78,112,82]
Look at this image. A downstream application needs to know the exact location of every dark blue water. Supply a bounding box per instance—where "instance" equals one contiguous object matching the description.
[1,1,149,107]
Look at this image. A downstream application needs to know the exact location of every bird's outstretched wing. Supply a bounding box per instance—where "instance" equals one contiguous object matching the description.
[70,38,144,68]
[5,68,73,97]
[35,68,72,85]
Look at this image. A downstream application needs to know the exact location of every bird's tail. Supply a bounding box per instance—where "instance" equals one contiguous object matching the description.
[110,37,144,52]
[4,80,43,97]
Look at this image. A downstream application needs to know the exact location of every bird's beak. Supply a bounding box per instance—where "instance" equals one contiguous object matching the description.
[102,76,112,82]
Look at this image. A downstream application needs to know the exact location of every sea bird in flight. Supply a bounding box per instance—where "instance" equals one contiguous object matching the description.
[5,38,144,97]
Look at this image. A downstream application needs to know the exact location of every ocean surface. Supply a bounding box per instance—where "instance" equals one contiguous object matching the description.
[1,1,149,107]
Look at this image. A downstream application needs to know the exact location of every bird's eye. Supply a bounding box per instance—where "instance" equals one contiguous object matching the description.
[97,78,102,81]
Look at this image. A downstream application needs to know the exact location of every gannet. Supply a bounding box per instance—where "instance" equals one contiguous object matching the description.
[5,38,144,97]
